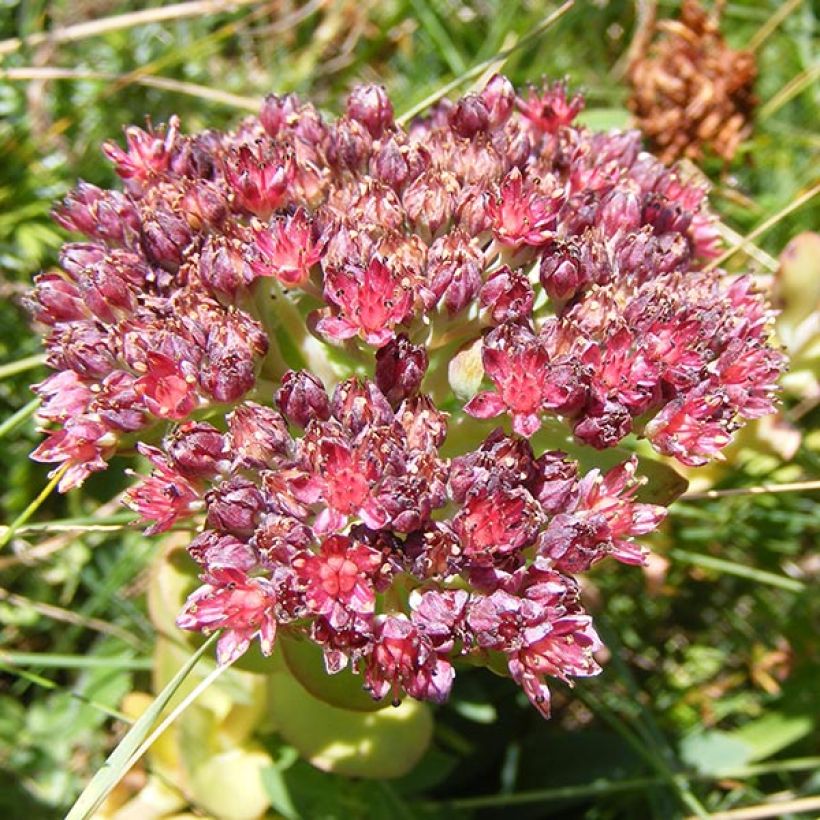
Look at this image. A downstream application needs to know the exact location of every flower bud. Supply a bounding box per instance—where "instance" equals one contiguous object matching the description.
[228,402,292,468]
[276,370,330,428]
[480,74,515,128]
[166,421,229,478]
[206,476,265,536]
[479,265,534,324]
[448,94,490,138]
[375,334,428,406]
[346,84,394,137]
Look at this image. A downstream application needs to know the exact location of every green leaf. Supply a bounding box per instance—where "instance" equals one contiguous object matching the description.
[266,664,433,779]
[730,712,815,763]
[576,107,631,131]
[190,744,274,820]
[65,634,217,820]
[680,730,753,776]
[279,632,387,713]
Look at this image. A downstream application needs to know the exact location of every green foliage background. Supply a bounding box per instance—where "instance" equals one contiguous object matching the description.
[0,1,817,818]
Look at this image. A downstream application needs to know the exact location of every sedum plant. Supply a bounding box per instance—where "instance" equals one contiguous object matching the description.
[26,76,784,720]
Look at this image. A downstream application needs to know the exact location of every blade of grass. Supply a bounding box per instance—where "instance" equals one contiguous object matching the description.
[759,64,820,119]
[396,0,575,125]
[577,689,710,819]
[408,0,468,75]
[0,463,68,551]
[683,480,820,499]
[669,548,806,593]
[0,0,261,57]
[430,756,820,809]
[0,587,143,649]
[0,652,152,670]
[747,0,804,52]
[0,353,45,380]
[0,67,260,111]
[0,661,132,723]
[0,398,40,439]
[705,181,820,271]
[119,661,231,784]
[690,794,820,820]
[65,633,218,820]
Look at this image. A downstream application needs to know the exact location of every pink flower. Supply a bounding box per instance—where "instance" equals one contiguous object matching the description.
[103,117,179,188]
[294,534,382,628]
[316,256,415,347]
[517,80,584,134]
[224,143,295,218]
[31,416,117,492]
[465,324,581,437]
[134,352,199,420]
[177,567,278,664]
[487,168,561,247]
[364,615,454,705]
[125,444,203,535]
[252,208,325,287]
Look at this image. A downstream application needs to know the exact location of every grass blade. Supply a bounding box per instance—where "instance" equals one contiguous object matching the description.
[669,548,806,593]
[65,633,218,820]
[0,398,40,439]
[0,353,45,380]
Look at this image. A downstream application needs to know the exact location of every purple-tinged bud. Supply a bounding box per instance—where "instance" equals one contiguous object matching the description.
[641,193,693,235]
[224,143,295,219]
[252,513,312,566]
[595,189,641,239]
[53,182,140,245]
[140,207,193,270]
[423,229,484,314]
[532,451,579,514]
[59,243,106,277]
[200,350,256,405]
[206,476,265,536]
[448,94,490,138]
[331,378,394,435]
[48,322,116,380]
[228,402,291,468]
[326,116,373,171]
[276,370,330,428]
[94,371,146,432]
[188,531,257,573]
[371,136,410,191]
[166,421,229,478]
[540,248,582,302]
[375,334,429,406]
[479,265,534,324]
[198,233,253,296]
[346,84,394,138]
[77,264,134,323]
[573,400,633,449]
[28,274,86,325]
[480,74,515,128]
[540,234,611,302]
[259,92,301,137]
[169,132,216,178]
[403,170,460,235]
[178,180,227,230]
[455,185,492,235]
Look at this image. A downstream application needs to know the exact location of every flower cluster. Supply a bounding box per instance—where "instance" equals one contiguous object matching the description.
[27,76,783,716]
[627,0,757,163]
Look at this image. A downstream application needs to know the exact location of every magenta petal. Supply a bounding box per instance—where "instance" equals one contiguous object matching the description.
[315,315,359,342]
[464,391,507,419]
[512,412,542,438]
